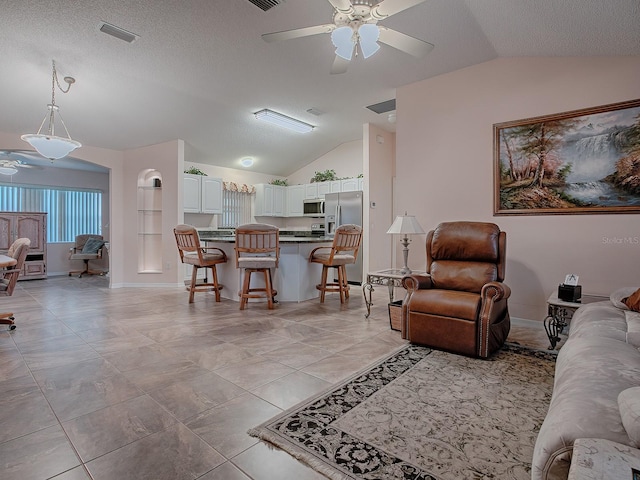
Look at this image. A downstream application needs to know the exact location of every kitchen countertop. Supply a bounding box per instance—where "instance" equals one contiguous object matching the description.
[198,230,333,243]
[200,235,334,243]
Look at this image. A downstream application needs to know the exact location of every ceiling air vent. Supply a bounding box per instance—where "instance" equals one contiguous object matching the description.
[99,22,139,43]
[366,99,396,114]
[247,0,282,11]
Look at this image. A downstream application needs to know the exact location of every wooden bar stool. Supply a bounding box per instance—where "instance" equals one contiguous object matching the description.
[235,224,279,310]
[174,224,227,303]
[309,224,362,303]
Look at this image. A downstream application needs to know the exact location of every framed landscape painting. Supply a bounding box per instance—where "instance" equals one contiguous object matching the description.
[494,98,640,215]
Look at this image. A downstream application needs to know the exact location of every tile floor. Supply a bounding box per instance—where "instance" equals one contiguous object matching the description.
[0,275,551,480]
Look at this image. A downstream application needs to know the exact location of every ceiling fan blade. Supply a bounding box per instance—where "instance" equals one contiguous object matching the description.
[262,24,335,43]
[330,54,350,75]
[378,27,434,57]
[371,0,426,19]
[326,0,354,14]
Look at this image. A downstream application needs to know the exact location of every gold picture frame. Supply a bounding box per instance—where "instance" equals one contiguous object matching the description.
[494,99,640,215]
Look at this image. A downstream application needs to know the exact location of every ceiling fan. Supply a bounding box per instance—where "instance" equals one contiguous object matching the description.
[0,152,41,175]
[262,0,434,74]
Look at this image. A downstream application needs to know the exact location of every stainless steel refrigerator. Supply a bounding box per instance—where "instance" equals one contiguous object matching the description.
[324,191,363,284]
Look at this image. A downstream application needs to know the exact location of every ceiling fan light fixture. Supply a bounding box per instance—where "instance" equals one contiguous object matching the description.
[358,24,380,58]
[254,109,314,133]
[0,165,18,176]
[331,26,355,60]
[21,60,81,161]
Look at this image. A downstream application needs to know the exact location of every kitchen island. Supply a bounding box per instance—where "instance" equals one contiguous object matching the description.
[199,234,334,303]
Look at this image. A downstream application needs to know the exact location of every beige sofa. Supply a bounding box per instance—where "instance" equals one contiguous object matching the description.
[532,290,640,480]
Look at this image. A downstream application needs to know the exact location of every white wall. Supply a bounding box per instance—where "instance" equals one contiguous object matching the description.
[287,140,363,185]
[364,124,395,274]
[396,56,640,321]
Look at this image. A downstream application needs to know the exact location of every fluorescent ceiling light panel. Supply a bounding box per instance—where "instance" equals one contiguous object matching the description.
[254,109,314,133]
[99,22,139,43]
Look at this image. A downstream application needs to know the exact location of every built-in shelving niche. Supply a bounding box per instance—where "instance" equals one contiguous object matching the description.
[137,170,163,273]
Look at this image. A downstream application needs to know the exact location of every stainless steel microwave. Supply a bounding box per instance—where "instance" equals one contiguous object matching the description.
[303,198,324,216]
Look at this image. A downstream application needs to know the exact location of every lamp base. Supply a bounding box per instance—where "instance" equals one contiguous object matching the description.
[400,235,411,276]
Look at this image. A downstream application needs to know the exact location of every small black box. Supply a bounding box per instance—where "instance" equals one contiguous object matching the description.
[558,284,582,302]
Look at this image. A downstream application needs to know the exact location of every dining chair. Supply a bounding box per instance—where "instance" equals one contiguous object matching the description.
[1,237,31,330]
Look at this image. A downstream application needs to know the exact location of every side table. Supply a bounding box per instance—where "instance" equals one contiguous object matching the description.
[544,293,608,349]
[362,269,425,318]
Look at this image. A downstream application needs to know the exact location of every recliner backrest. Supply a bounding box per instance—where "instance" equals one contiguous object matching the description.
[427,221,506,293]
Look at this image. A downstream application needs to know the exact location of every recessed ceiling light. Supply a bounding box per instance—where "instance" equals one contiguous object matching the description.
[240,157,254,167]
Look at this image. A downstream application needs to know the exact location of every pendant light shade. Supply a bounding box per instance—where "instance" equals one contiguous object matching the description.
[21,61,81,161]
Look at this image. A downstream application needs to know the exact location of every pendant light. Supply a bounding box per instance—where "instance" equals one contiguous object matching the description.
[21,60,81,161]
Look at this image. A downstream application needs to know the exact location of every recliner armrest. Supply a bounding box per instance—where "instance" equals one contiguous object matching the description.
[480,281,511,302]
[402,273,433,292]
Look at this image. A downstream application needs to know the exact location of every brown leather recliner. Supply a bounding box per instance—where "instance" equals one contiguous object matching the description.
[401,221,511,358]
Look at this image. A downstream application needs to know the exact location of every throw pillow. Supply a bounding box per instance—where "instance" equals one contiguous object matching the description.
[618,387,640,447]
[623,288,640,312]
[610,287,638,310]
[82,238,104,254]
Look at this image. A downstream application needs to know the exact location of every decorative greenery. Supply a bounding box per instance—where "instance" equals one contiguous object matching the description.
[357,173,364,178]
[184,166,207,175]
[270,179,289,186]
[310,169,338,183]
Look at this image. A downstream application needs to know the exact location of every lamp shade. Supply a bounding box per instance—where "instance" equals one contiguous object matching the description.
[386,214,425,235]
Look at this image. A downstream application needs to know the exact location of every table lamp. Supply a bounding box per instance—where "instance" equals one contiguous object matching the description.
[386,212,425,275]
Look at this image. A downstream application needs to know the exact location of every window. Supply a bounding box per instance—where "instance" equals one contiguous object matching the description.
[220,182,253,228]
[0,184,102,243]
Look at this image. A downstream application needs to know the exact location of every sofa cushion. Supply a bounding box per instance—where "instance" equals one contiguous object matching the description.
[627,311,640,349]
[624,288,640,312]
[569,301,628,343]
[619,387,640,447]
[610,287,638,310]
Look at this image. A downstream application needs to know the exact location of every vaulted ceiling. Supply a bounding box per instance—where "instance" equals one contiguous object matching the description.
[1,0,638,175]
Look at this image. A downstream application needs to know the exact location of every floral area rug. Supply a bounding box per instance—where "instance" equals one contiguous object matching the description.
[248,344,556,480]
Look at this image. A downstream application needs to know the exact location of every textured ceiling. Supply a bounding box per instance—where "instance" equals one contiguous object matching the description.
[0,0,638,175]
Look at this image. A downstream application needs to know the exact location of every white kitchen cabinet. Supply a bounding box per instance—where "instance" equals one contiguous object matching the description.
[183,174,223,214]
[201,177,223,214]
[254,184,273,216]
[286,185,305,217]
[317,181,330,198]
[273,185,286,216]
[330,180,342,193]
[183,174,201,213]
[340,178,359,192]
[358,177,364,191]
[305,183,319,199]
[255,184,286,217]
